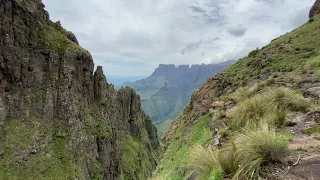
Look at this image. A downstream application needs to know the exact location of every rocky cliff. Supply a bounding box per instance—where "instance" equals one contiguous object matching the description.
[0,0,159,179]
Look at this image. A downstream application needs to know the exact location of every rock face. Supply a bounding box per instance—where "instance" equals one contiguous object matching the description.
[0,0,159,179]
[127,61,236,127]
[310,0,320,18]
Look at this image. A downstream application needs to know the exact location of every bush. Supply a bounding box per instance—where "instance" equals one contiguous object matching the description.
[233,124,289,179]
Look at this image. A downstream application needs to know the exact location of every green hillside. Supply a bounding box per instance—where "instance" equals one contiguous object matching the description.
[153,8,320,180]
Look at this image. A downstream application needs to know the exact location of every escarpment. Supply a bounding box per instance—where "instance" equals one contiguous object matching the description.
[0,0,159,179]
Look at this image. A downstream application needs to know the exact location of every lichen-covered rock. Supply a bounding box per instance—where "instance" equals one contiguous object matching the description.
[0,0,159,179]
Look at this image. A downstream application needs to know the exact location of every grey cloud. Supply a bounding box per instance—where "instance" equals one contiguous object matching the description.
[43,0,314,77]
[254,0,286,4]
[181,40,203,55]
[189,5,207,13]
[227,24,247,37]
[288,6,310,28]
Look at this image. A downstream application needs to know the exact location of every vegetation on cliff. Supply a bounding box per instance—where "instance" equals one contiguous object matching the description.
[0,0,159,179]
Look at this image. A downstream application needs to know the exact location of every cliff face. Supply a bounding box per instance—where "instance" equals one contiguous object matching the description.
[0,0,159,179]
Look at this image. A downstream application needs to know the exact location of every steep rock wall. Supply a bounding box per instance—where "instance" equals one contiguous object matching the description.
[0,0,159,179]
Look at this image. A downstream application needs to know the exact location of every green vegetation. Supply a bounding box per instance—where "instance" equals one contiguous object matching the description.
[303,124,320,135]
[305,56,320,75]
[189,145,221,173]
[0,118,82,180]
[188,124,290,180]
[233,124,289,179]
[39,25,89,55]
[121,132,158,180]
[228,87,310,130]
[222,14,320,88]
[156,118,174,139]
[153,115,212,179]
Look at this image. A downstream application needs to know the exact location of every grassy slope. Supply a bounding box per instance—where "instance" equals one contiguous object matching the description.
[153,14,320,179]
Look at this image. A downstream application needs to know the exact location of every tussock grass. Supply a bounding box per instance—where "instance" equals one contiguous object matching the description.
[189,145,221,173]
[230,84,260,103]
[233,124,289,180]
[189,124,290,180]
[228,87,311,130]
[264,87,310,111]
[228,97,267,129]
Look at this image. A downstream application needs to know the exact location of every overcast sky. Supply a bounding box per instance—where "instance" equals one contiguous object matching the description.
[42,0,314,77]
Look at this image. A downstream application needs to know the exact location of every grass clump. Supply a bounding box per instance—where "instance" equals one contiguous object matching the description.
[228,96,267,129]
[265,87,310,111]
[228,87,311,130]
[189,124,290,180]
[189,145,221,173]
[233,124,289,180]
[230,84,260,103]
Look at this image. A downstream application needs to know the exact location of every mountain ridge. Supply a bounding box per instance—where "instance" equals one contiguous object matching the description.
[127,60,237,129]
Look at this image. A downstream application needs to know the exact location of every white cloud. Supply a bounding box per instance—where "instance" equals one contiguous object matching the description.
[42,0,314,77]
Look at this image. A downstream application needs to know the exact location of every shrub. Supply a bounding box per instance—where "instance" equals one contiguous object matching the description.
[233,124,289,180]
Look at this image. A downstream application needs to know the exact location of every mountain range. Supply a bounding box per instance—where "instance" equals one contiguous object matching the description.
[125,61,236,136]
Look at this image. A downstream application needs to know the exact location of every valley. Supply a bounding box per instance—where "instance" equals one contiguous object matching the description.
[0,0,320,180]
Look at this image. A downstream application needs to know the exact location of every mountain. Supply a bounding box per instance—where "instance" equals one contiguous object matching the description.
[126,61,236,133]
[0,0,159,179]
[153,1,320,179]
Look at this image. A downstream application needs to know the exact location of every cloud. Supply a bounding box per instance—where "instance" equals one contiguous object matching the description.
[181,40,203,55]
[254,0,286,4]
[227,24,247,37]
[189,5,207,13]
[42,0,315,78]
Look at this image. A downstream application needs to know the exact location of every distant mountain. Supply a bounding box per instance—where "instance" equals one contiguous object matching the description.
[125,60,237,129]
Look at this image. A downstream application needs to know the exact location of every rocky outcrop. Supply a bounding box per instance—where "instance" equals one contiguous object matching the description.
[309,0,320,18]
[0,0,159,179]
